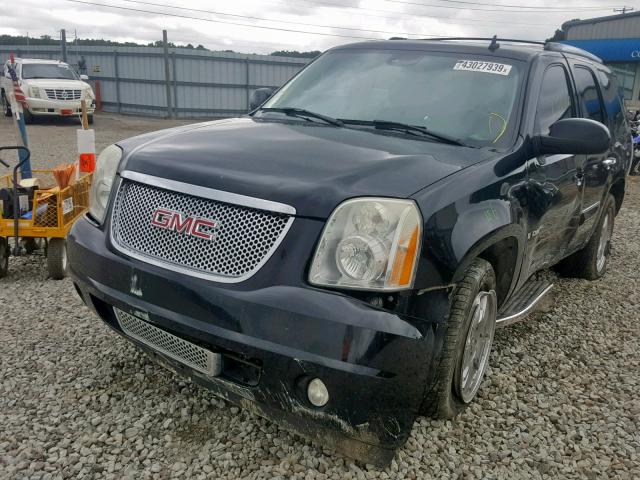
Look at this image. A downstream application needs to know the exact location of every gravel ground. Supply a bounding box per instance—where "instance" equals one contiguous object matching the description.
[1,113,639,479]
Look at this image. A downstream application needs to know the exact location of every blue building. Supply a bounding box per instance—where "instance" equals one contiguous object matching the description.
[562,12,640,108]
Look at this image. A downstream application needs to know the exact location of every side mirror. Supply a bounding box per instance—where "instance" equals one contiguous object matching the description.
[534,118,610,156]
[80,74,89,81]
[249,87,274,111]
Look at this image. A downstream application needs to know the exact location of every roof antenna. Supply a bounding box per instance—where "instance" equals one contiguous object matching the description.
[489,35,500,52]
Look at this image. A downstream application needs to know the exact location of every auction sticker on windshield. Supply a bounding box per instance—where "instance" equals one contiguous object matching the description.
[453,60,512,76]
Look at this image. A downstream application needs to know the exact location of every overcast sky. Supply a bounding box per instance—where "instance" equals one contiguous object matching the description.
[0,0,634,54]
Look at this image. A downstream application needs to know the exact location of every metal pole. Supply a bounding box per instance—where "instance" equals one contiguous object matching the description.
[162,30,173,118]
[114,51,121,114]
[171,52,178,117]
[61,29,67,62]
[245,57,250,112]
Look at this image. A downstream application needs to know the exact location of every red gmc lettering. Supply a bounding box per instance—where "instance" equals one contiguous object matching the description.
[151,208,218,241]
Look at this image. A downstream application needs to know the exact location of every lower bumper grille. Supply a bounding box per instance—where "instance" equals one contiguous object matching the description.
[114,308,222,376]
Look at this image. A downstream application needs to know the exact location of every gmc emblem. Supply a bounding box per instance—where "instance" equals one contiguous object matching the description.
[151,208,219,241]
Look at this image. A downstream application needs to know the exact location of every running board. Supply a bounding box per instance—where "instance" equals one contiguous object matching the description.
[496,280,553,328]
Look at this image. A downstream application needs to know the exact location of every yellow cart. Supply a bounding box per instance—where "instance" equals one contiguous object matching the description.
[0,146,92,279]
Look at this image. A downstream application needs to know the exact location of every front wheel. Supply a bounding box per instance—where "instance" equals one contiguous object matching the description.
[2,94,11,117]
[47,238,68,280]
[421,258,497,419]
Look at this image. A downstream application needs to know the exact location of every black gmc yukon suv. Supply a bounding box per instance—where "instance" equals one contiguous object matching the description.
[68,38,631,465]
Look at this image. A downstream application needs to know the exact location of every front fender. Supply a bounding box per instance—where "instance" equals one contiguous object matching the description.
[412,153,528,291]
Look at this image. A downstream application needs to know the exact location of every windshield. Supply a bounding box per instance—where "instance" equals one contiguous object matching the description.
[21,63,78,80]
[263,49,524,147]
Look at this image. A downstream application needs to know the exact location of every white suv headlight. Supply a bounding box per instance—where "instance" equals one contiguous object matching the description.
[89,144,122,224]
[29,86,41,98]
[309,198,422,291]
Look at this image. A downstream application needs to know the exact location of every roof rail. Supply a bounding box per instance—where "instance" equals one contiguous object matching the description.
[544,42,603,63]
[393,36,603,64]
[417,37,546,46]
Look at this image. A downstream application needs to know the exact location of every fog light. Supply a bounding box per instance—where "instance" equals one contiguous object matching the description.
[307,378,329,407]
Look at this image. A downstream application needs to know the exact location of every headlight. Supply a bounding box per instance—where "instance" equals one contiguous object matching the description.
[29,86,41,98]
[309,198,422,291]
[89,144,122,224]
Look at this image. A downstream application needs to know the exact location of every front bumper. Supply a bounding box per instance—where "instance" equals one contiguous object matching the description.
[68,215,441,465]
[26,97,95,116]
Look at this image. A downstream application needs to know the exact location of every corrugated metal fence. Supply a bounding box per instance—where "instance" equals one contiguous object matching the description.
[0,45,309,118]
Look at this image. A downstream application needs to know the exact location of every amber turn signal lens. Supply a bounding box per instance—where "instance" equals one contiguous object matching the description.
[389,226,420,288]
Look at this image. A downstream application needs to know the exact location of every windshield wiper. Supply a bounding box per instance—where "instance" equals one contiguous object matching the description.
[257,107,344,127]
[341,119,467,147]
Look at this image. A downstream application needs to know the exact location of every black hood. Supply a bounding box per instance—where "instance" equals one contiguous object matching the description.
[119,117,493,218]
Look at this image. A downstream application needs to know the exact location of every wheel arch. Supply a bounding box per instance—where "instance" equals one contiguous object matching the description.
[451,225,524,307]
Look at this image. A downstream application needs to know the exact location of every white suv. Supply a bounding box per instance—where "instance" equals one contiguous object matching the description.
[1,58,96,124]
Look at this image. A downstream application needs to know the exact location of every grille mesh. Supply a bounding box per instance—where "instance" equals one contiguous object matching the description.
[111,179,292,280]
[44,89,82,100]
[115,308,221,376]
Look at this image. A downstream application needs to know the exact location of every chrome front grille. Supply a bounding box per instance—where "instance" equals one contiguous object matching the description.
[111,176,294,281]
[114,308,221,376]
[44,88,82,100]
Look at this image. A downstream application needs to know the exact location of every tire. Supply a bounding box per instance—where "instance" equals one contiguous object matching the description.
[47,238,68,280]
[420,258,497,419]
[0,237,8,278]
[555,194,616,280]
[2,93,11,117]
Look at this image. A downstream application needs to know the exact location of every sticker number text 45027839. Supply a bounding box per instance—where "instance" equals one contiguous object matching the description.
[453,60,512,76]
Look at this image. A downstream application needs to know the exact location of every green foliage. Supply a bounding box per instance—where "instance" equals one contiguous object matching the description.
[546,29,566,42]
[270,50,321,58]
[0,34,209,50]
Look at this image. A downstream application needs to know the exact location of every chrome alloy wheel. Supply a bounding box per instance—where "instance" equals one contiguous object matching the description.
[596,212,612,273]
[455,290,497,404]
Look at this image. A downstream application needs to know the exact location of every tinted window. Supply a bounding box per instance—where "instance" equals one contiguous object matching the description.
[574,67,604,124]
[598,69,627,139]
[535,65,574,135]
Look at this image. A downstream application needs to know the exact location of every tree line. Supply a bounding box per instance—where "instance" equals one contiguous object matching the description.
[0,34,320,58]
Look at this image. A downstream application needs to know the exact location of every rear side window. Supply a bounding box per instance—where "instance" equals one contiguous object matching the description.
[573,66,604,124]
[598,69,627,139]
[535,65,574,135]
